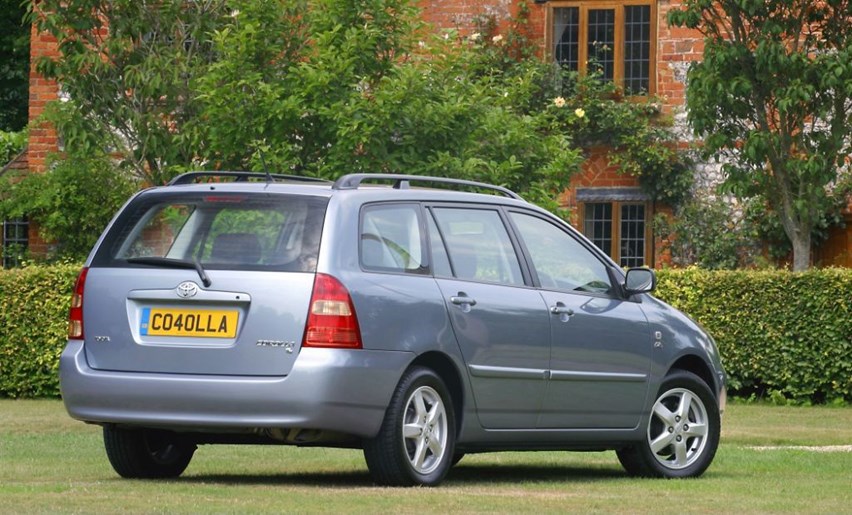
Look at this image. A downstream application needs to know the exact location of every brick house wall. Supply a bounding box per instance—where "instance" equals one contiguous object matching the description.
[419,0,851,268]
[17,23,61,257]
[418,0,700,267]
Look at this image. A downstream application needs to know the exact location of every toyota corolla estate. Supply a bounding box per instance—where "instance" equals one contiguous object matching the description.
[60,172,725,486]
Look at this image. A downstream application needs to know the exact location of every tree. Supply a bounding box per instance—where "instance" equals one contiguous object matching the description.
[669,0,852,271]
[193,0,582,207]
[19,0,675,225]
[0,150,138,259]
[0,0,29,132]
[28,0,233,185]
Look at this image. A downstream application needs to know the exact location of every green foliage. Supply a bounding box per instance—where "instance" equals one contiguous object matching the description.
[668,0,852,270]
[0,152,138,260]
[28,0,234,184]
[194,0,582,207]
[549,73,693,206]
[654,199,758,269]
[29,0,680,212]
[0,263,80,397]
[656,268,852,404]
[0,0,29,131]
[0,129,27,165]
[462,8,694,206]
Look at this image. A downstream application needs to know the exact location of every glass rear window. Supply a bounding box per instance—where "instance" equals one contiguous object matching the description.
[93,192,328,271]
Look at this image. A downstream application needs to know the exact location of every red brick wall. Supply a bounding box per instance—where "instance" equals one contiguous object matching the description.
[25,21,61,256]
[27,23,60,175]
[419,0,701,113]
[656,0,704,113]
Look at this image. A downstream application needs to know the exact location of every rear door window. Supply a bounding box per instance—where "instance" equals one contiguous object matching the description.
[95,193,328,271]
[431,207,524,286]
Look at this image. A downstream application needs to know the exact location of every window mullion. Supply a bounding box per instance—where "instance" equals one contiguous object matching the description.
[614,5,625,92]
[578,6,589,75]
[612,202,622,264]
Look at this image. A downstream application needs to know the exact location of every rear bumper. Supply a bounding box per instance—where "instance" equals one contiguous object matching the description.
[60,340,413,438]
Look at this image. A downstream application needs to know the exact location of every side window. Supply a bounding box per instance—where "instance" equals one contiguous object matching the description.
[432,208,524,286]
[510,211,612,295]
[360,204,425,273]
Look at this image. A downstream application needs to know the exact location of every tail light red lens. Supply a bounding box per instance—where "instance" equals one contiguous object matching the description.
[303,273,362,349]
[68,267,89,340]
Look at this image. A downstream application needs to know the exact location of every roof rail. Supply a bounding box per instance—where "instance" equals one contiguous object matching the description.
[332,174,525,201]
[168,171,331,186]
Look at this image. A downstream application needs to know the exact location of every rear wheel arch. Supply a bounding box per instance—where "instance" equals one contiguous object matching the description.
[408,352,465,437]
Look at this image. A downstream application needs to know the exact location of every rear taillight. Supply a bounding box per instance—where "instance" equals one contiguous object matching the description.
[303,273,362,349]
[68,267,88,340]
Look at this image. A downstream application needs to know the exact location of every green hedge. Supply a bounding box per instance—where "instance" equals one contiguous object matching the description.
[0,263,80,397]
[1,264,850,403]
[656,268,852,404]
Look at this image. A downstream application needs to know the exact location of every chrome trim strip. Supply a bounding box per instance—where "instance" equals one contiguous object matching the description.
[468,364,547,380]
[548,370,647,382]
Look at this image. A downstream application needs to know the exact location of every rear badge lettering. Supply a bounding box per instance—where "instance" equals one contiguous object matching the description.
[256,340,295,353]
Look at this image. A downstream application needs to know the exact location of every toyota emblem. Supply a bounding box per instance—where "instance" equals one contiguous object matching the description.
[176,281,199,298]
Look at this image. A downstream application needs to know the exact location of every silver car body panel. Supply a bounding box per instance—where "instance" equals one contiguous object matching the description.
[62,340,412,437]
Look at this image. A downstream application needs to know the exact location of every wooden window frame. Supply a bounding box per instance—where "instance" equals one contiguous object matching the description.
[579,201,652,267]
[546,0,657,97]
[2,217,29,269]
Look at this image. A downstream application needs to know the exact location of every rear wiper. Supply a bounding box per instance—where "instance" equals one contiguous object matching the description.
[126,256,212,288]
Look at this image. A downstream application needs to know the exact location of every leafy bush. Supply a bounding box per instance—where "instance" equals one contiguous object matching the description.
[0,129,25,164]
[1,265,849,404]
[0,153,138,261]
[654,198,761,269]
[655,268,852,404]
[0,263,79,397]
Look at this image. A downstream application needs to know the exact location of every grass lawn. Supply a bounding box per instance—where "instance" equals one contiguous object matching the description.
[1,400,850,513]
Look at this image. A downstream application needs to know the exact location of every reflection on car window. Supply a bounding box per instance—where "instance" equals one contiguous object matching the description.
[360,204,424,273]
[432,208,523,286]
[510,212,611,294]
[109,194,325,271]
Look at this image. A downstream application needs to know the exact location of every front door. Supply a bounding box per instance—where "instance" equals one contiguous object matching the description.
[508,210,653,429]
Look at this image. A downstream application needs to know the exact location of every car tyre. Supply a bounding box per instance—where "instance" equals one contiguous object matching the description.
[103,426,196,479]
[363,367,456,486]
[617,370,720,478]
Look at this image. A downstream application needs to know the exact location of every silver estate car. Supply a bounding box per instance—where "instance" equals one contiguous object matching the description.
[60,172,726,486]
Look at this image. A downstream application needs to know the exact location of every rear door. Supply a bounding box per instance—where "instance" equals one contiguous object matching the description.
[83,191,327,376]
[428,206,550,430]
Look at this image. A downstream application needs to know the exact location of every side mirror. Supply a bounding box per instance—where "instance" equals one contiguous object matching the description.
[624,268,656,295]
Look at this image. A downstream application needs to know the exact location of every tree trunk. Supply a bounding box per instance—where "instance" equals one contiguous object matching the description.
[789,229,811,272]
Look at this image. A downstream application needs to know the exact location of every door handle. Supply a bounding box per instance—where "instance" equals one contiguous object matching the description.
[450,295,477,306]
[550,303,574,316]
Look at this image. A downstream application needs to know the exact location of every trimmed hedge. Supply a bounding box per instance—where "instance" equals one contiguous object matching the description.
[1,264,850,403]
[655,268,852,404]
[0,263,80,397]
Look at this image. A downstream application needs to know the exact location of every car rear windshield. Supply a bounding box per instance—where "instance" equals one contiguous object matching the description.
[92,192,328,272]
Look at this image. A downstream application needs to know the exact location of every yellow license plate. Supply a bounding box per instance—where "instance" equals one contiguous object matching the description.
[140,307,239,338]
